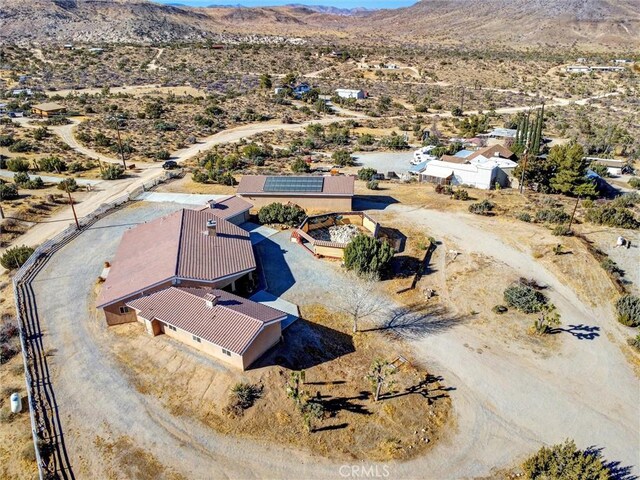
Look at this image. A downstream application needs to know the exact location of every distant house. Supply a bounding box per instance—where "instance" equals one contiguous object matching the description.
[420,160,508,190]
[479,127,517,139]
[237,175,354,212]
[88,48,104,54]
[591,66,625,72]
[31,102,66,117]
[293,83,311,97]
[11,88,32,96]
[586,157,626,176]
[464,144,517,162]
[335,89,366,100]
[566,66,592,73]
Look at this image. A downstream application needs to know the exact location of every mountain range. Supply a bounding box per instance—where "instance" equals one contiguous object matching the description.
[0,0,638,48]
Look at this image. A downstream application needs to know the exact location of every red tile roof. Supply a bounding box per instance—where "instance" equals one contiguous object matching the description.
[97,209,255,308]
[199,195,253,219]
[126,287,286,354]
[237,175,354,196]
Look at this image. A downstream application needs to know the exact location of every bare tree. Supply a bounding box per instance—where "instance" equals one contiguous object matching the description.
[336,271,386,333]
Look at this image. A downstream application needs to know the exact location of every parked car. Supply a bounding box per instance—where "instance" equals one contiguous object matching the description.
[162,160,178,170]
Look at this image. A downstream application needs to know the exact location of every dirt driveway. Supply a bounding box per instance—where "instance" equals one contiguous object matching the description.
[27,198,639,479]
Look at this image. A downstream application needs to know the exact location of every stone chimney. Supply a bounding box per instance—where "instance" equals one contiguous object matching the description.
[206,219,217,237]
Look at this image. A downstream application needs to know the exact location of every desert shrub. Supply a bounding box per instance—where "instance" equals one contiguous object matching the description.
[57,178,79,192]
[616,295,640,327]
[0,322,19,343]
[0,134,14,147]
[35,155,66,173]
[611,192,640,208]
[628,177,640,189]
[155,150,171,161]
[6,157,30,172]
[0,245,34,270]
[627,333,640,352]
[357,167,377,181]
[32,126,49,141]
[522,439,610,480]
[552,225,572,236]
[93,132,111,147]
[8,139,32,153]
[600,258,624,277]
[224,382,262,417]
[503,282,547,313]
[192,169,209,184]
[468,199,495,215]
[67,161,87,173]
[258,203,305,227]
[0,343,18,365]
[451,189,469,200]
[535,208,569,224]
[101,164,124,180]
[516,212,532,222]
[367,180,379,190]
[343,234,394,277]
[0,182,19,200]
[12,171,30,186]
[358,133,375,146]
[584,206,639,229]
[581,199,594,208]
[332,150,355,167]
[290,158,310,173]
[154,121,177,132]
[589,163,609,178]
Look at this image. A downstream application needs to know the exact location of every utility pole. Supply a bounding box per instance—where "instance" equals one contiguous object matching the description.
[568,195,580,232]
[0,202,4,219]
[519,147,529,195]
[67,190,80,230]
[110,115,127,170]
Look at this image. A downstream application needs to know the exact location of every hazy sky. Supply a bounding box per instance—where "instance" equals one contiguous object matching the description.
[154,0,416,8]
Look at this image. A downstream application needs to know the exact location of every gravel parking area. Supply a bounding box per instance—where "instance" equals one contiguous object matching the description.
[353,151,415,176]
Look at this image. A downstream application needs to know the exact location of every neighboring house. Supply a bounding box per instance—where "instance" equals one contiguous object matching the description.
[335,89,366,99]
[454,149,475,159]
[127,287,286,370]
[97,208,256,325]
[88,47,104,54]
[586,157,626,176]
[465,144,516,162]
[199,195,252,226]
[420,160,507,189]
[11,88,32,96]
[409,160,429,175]
[31,102,66,117]
[566,66,592,73]
[292,83,311,96]
[237,175,355,212]
[591,66,625,72]
[479,127,517,139]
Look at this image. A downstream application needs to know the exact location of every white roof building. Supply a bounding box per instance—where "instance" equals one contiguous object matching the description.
[335,89,365,99]
[420,160,506,190]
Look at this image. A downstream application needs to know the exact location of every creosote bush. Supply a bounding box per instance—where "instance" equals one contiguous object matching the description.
[503,282,547,313]
[522,439,610,480]
[468,199,495,215]
[0,245,35,270]
[258,202,305,227]
[357,167,377,182]
[343,234,394,277]
[616,295,640,327]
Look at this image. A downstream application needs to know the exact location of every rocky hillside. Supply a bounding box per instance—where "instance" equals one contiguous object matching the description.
[1,0,638,48]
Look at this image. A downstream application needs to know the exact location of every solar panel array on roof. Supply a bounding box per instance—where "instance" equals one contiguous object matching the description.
[263,176,324,193]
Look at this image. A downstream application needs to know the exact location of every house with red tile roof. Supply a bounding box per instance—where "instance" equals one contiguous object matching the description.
[127,287,286,370]
[237,175,354,212]
[97,207,288,369]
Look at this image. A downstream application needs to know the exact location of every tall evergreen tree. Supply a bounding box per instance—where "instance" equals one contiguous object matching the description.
[549,143,598,197]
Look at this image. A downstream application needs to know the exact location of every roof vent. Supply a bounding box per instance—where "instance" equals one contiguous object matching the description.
[206,219,217,237]
[208,199,218,209]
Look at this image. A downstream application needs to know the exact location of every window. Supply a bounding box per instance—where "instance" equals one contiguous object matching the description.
[222,348,231,356]
[192,335,201,343]
[167,325,176,332]
[119,306,130,314]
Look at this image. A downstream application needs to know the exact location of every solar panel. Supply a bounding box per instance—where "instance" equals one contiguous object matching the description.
[263,176,324,193]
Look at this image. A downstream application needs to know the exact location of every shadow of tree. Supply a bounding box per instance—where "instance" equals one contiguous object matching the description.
[383,373,456,404]
[252,318,354,370]
[364,304,468,340]
[584,445,638,480]
[548,324,600,341]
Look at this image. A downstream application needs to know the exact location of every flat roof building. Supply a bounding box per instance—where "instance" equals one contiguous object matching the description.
[31,102,66,117]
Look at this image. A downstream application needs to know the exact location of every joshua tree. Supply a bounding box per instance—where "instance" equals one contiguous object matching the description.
[532,304,561,335]
[366,359,396,401]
